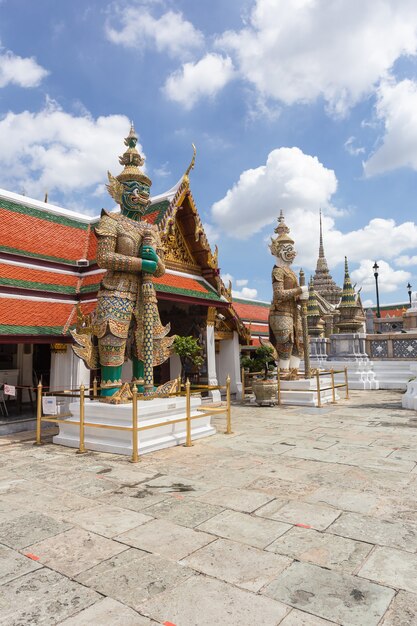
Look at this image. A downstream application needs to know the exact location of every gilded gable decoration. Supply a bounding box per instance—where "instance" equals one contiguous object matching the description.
[163,220,198,270]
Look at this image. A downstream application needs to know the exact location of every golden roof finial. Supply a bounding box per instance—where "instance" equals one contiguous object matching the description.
[183,143,196,184]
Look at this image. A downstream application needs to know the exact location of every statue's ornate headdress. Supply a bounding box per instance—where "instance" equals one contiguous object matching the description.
[106,123,152,204]
[269,210,295,257]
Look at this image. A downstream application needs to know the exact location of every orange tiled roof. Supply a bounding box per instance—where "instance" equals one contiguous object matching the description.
[233,299,270,322]
[0,202,89,264]
[245,322,269,334]
[380,307,407,319]
[0,263,79,293]
[0,298,96,335]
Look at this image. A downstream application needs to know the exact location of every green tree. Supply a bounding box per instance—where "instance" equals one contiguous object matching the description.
[173,336,204,383]
[253,345,276,380]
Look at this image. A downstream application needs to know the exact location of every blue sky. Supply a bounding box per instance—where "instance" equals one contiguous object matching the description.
[1,0,417,305]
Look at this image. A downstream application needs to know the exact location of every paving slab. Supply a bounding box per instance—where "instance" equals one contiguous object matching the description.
[76,549,195,611]
[26,527,127,577]
[101,486,169,511]
[306,486,380,515]
[263,561,395,626]
[181,537,292,592]
[0,568,100,625]
[143,474,216,497]
[358,546,417,593]
[143,497,224,527]
[63,505,153,538]
[197,509,291,549]
[280,609,338,625]
[266,526,372,573]
[256,499,341,530]
[57,597,156,625]
[379,590,417,625]
[196,486,273,512]
[61,475,120,498]
[328,511,417,552]
[0,544,42,585]
[0,511,72,549]
[140,574,290,626]
[115,517,215,560]
[244,475,315,499]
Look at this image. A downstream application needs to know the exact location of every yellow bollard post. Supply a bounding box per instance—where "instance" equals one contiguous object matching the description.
[277,368,281,405]
[34,381,43,445]
[93,377,98,399]
[131,384,139,463]
[344,367,349,399]
[241,367,245,402]
[76,384,87,454]
[316,370,322,408]
[330,369,336,403]
[185,378,192,446]
[226,375,233,434]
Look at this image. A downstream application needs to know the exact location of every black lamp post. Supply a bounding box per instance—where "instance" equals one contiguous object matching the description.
[407,282,412,307]
[373,261,381,318]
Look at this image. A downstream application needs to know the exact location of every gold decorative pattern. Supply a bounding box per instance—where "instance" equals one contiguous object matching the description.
[164,221,198,270]
[207,306,216,326]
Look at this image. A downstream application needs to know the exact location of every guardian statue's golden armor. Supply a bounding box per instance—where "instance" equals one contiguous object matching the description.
[269,212,308,378]
[72,125,174,399]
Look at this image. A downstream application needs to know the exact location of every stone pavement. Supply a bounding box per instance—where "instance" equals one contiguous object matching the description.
[1,390,417,625]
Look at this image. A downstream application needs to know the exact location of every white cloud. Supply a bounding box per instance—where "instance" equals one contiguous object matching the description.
[362,299,374,308]
[164,53,234,109]
[351,259,411,294]
[0,49,48,88]
[292,212,417,272]
[221,272,258,299]
[211,147,417,274]
[221,272,233,285]
[217,0,417,116]
[106,6,203,59]
[233,286,258,299]
[0,99,134,201]
[211,147,337,239]
[344,136,365,156]
[395,254,417,267]
[153,162,171,178]
[364,79,417,176]
[203,222,219,244]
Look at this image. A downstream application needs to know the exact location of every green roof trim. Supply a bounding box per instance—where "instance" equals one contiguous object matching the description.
[0,244,80,265]
[234,298,270,308]
[0,277,76,294]
[155,283,222,301]
[0,324,64,335]
[79,282,101,293]
[0,198,89,229]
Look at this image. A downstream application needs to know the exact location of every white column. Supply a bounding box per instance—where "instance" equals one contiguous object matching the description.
[217,331,242,399]
[206,323,221,402]
[17,344,33,403]
[50,348,73,391]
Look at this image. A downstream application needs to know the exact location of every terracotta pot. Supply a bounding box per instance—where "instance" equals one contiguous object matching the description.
[252,379,277,406]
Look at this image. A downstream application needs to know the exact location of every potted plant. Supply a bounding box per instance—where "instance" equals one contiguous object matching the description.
[173,336,204,384]
[251,345,278,406]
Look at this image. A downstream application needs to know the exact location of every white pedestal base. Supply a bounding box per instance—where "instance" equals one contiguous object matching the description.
[402,363,417,411]
[53,396,216,456]
[278,377,338,407]
[328,360,379,390]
